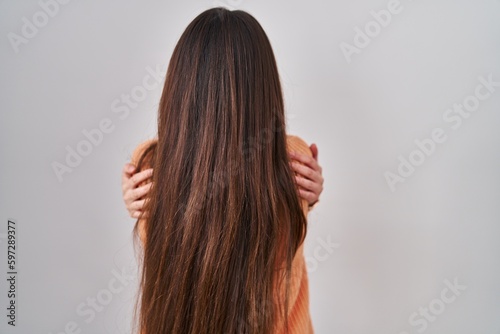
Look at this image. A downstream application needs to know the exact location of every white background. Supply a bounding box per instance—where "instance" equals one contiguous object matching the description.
[1,0,499,333]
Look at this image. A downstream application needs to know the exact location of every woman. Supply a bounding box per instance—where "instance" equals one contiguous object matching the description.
[121,7,324,334]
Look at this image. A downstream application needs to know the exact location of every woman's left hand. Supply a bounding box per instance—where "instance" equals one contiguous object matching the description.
[289,143,324,207]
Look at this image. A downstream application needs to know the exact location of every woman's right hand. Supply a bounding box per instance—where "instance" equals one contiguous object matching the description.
[121,163,153,219]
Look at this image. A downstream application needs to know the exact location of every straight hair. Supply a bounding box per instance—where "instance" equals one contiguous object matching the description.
[132,7,307,334]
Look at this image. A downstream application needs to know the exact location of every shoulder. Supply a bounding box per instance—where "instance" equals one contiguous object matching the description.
[131,138,158,167]
[286,135,312,157]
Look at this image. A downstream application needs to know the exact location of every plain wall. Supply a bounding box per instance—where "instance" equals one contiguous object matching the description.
[1,0,499,333]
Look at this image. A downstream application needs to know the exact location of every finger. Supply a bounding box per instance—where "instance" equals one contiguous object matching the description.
[122,163,136,189]
[130,199,146,211]
[308,144,323,174]
[131,210,150,220]
[123,163,136,175]
[130,182,153,201]
[309,143,319,162]
[290,161,321,183]
[297,177,321,204]
[295,175,320,194]
[296,176,321,203]
[298,188,315,204]
[129,168,154,188]
[290,151,320,173]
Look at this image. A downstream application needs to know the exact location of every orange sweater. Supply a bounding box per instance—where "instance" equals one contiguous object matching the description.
[130,135,314,334]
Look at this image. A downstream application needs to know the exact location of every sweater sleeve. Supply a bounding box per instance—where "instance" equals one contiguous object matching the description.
[272,135,315,334]
[130,138,158,168]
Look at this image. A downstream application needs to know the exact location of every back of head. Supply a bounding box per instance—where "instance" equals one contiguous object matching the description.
[134,7,307,334]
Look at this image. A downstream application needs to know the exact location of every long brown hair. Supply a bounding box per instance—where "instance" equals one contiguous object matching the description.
[132,7,307,334]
